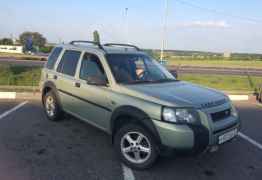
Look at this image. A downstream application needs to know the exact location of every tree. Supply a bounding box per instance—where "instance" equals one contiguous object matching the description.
[0,38,13,45]
[93,30,100,44]
[19,32,47,50]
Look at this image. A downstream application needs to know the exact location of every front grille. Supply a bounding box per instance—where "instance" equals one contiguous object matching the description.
[211,109,231,122]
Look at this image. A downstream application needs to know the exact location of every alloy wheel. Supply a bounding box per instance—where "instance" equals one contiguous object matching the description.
[120,131,151,164]
[45,95,55,117]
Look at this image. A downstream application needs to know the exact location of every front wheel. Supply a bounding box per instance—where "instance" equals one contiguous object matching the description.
[114,124,158,170]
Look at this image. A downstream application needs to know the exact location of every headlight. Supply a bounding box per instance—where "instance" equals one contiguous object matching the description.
[231,104,238,117]
[162,107,199,124]
[162,108,177,122]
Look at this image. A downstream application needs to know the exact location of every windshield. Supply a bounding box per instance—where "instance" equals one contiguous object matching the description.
[106,54,176,84]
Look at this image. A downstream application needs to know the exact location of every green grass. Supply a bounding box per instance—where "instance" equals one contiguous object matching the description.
[180,73,262,92]
[0,65,41,86]
[167,59,262,69]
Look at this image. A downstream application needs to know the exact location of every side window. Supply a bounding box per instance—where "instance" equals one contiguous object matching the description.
[57,50,81,76]
[79,53,107,81]
[46,47,63,69]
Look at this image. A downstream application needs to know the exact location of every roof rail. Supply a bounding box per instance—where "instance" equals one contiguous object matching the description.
[69,40,105,51]
[103,43,140,51]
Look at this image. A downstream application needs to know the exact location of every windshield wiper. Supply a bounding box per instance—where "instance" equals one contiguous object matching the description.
[121,79,178,85]
[153,78,178,83]
[127,80,154,84]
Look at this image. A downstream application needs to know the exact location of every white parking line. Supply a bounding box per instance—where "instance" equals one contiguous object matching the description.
[122,164,135,180]
[0,101,28,120]
[239,132,262,150]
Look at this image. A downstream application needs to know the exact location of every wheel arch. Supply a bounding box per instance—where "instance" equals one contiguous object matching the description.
[110,105,161,145]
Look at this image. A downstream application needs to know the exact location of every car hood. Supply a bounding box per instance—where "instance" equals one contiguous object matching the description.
[124,81,228,108]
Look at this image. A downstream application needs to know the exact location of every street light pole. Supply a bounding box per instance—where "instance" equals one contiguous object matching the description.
[125,7,129,44]
[160,0,168,61]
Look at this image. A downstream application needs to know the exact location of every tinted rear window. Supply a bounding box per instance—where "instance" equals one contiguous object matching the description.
[57,50,81,76]
[46,47,63,69]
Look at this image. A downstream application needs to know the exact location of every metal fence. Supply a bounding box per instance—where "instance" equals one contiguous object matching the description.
[0,71,40,92]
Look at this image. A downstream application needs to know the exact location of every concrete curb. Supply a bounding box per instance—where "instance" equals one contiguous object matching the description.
[0,92,16,99]
[228,95,249,101]
[0,91,253,102]
[0,92,40,100]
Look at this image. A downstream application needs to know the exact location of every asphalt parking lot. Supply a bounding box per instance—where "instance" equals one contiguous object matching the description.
[0,99,261,180]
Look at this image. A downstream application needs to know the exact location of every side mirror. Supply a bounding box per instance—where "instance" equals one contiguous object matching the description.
[87,75,108,86]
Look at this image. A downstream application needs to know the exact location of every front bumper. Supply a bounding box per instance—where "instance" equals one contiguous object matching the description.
[152,116,240,155]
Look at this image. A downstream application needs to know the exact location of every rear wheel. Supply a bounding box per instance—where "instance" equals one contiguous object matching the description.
[43,91,63,121]
[114,124,158,170]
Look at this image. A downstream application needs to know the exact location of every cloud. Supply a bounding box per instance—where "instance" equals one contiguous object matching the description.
[179,20,230,28]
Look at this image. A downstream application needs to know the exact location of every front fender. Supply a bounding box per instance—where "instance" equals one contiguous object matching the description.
[110,105,161,144]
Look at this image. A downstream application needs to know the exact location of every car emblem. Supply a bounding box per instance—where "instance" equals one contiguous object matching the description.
[201,99,227,108]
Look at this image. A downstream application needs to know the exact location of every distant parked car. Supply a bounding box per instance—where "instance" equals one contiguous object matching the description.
[170,69,178,79]
[158,59,167,65]
[255,85,262,103]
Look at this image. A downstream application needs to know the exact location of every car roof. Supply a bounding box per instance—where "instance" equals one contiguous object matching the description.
[57,43,147,55]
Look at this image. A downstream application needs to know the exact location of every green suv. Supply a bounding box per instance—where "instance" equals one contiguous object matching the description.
[41,41,240,169]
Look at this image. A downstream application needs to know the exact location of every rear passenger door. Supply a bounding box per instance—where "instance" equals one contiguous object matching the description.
[55,49,82,111]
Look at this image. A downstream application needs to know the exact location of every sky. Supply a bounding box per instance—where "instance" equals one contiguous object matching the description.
[0,0,262,53]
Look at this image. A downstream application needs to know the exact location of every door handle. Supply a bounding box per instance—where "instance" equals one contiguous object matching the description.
[53,75,58,80]
[75,82,81,88]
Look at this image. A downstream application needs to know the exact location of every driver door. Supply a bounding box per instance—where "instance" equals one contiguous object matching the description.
[71,52,112,131]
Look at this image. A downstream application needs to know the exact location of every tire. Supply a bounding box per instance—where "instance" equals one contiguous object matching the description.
[43,91,63,121]
[114,124,158,170]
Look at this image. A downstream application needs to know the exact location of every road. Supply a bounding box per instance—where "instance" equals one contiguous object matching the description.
[0,58,45,67]
[170,66,262,76]
[0,99,261,180]
[1,58,262,76]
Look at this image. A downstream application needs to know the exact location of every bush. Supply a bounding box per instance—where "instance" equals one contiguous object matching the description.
[0,38,13,45]
[39,46,53,53]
